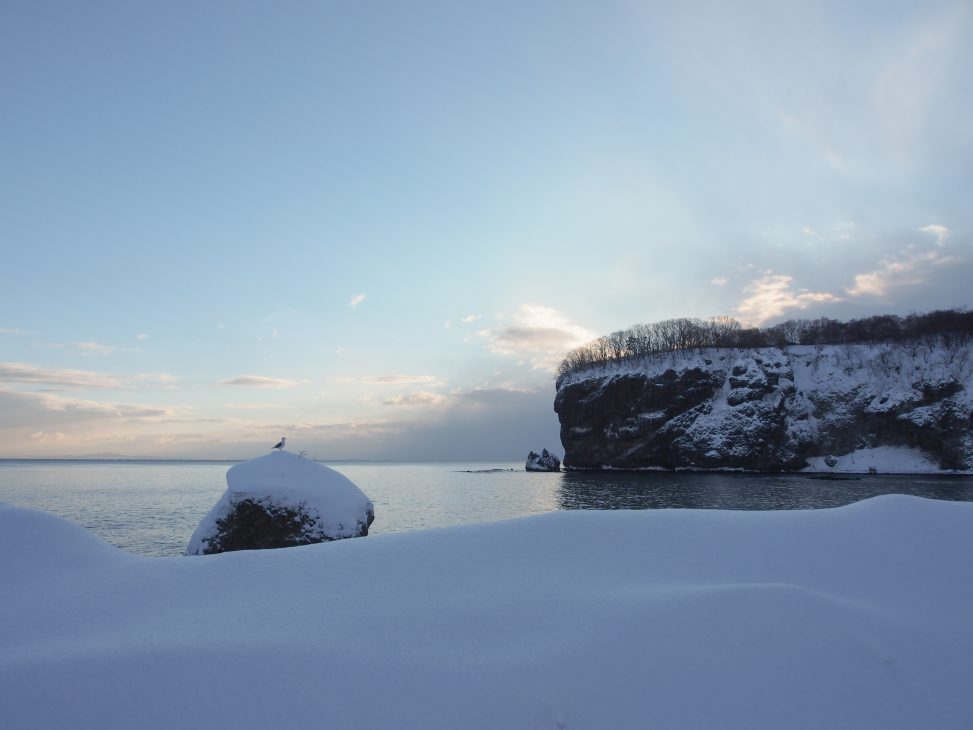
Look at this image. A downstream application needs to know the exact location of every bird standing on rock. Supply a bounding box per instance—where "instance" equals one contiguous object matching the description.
[273,437,286,450]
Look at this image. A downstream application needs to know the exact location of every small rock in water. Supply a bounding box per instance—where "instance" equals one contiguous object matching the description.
[526,449,561,472]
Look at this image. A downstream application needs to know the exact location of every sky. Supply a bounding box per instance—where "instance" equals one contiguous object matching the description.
[1,0,971,460]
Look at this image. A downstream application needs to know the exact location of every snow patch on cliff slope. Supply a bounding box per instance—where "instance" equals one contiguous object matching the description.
[803,446,940,473]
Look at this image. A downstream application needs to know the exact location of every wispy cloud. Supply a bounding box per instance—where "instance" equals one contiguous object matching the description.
[847,247,957,297]
[0,363,126,390]
[220,375,300,389]
[797,221,856,243]
[332,374,443,387]
[920,224,950,246]
[460,314,481,323]
[710,276,728,286]
[42,340,140,357]
[0,387,174,424]
[478,305,595,370]
[0,363,178,391]
[734,273,843,325]
[383,391,446,407]
[73,341,120,356]
[222,402,286,411]
[348,293,366,309]
[0,328,21,335]
[136,332,149,341]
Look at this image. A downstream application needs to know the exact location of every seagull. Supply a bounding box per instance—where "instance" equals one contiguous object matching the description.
[272,437,286,451]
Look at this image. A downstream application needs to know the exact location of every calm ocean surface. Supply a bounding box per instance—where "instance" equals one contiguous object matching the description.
[2,459,972,557]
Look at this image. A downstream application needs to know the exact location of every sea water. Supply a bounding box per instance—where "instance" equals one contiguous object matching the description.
[1,459,971,557]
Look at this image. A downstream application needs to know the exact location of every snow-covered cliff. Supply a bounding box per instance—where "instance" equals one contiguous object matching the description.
[555,341,973,473]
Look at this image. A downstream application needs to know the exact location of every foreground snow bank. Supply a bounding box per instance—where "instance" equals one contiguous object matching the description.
[186,450,374,554]
[2,496,973,729]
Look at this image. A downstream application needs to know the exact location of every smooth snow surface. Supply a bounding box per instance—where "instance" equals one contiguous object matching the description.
[186,450,374,553]
[3,497,972,729]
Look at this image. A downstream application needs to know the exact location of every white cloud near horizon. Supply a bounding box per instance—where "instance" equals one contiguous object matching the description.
[734,274,843,325]
[0,388,174,424]
[332,374,442,387]
[220,375,300,389]
[348,293,366,309]
[0,362,128,390]
[0,381,560,460]
[478,305,596,370]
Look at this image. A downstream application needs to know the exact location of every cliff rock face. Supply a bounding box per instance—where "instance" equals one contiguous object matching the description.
[554,342,973,473]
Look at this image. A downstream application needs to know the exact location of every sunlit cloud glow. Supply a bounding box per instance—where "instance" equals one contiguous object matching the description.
[735,274,843,325]
[847,247,957,297]
[478,305,595,370]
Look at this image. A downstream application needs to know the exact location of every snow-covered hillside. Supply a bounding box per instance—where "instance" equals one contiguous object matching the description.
[555,341,973,473]
[2,497,972,729]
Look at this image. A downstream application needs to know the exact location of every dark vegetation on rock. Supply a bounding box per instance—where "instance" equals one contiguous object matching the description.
[558,309,973,383]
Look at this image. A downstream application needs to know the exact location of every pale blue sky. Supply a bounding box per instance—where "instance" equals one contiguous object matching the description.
[1,0,971,458]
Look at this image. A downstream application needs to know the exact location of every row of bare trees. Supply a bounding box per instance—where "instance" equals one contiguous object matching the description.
[557,309,973,379]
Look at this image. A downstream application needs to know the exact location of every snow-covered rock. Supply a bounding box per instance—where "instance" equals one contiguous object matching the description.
[186,450,374,555]
[555,341,973,473]
[525,448,561,471]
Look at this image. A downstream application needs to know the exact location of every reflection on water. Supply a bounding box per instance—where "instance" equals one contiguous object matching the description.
[557,470,973,512]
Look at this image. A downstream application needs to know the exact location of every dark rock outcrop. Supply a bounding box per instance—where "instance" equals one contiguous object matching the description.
[200,498,375,554]
[554,343,973,473]
[526,449,561,472]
